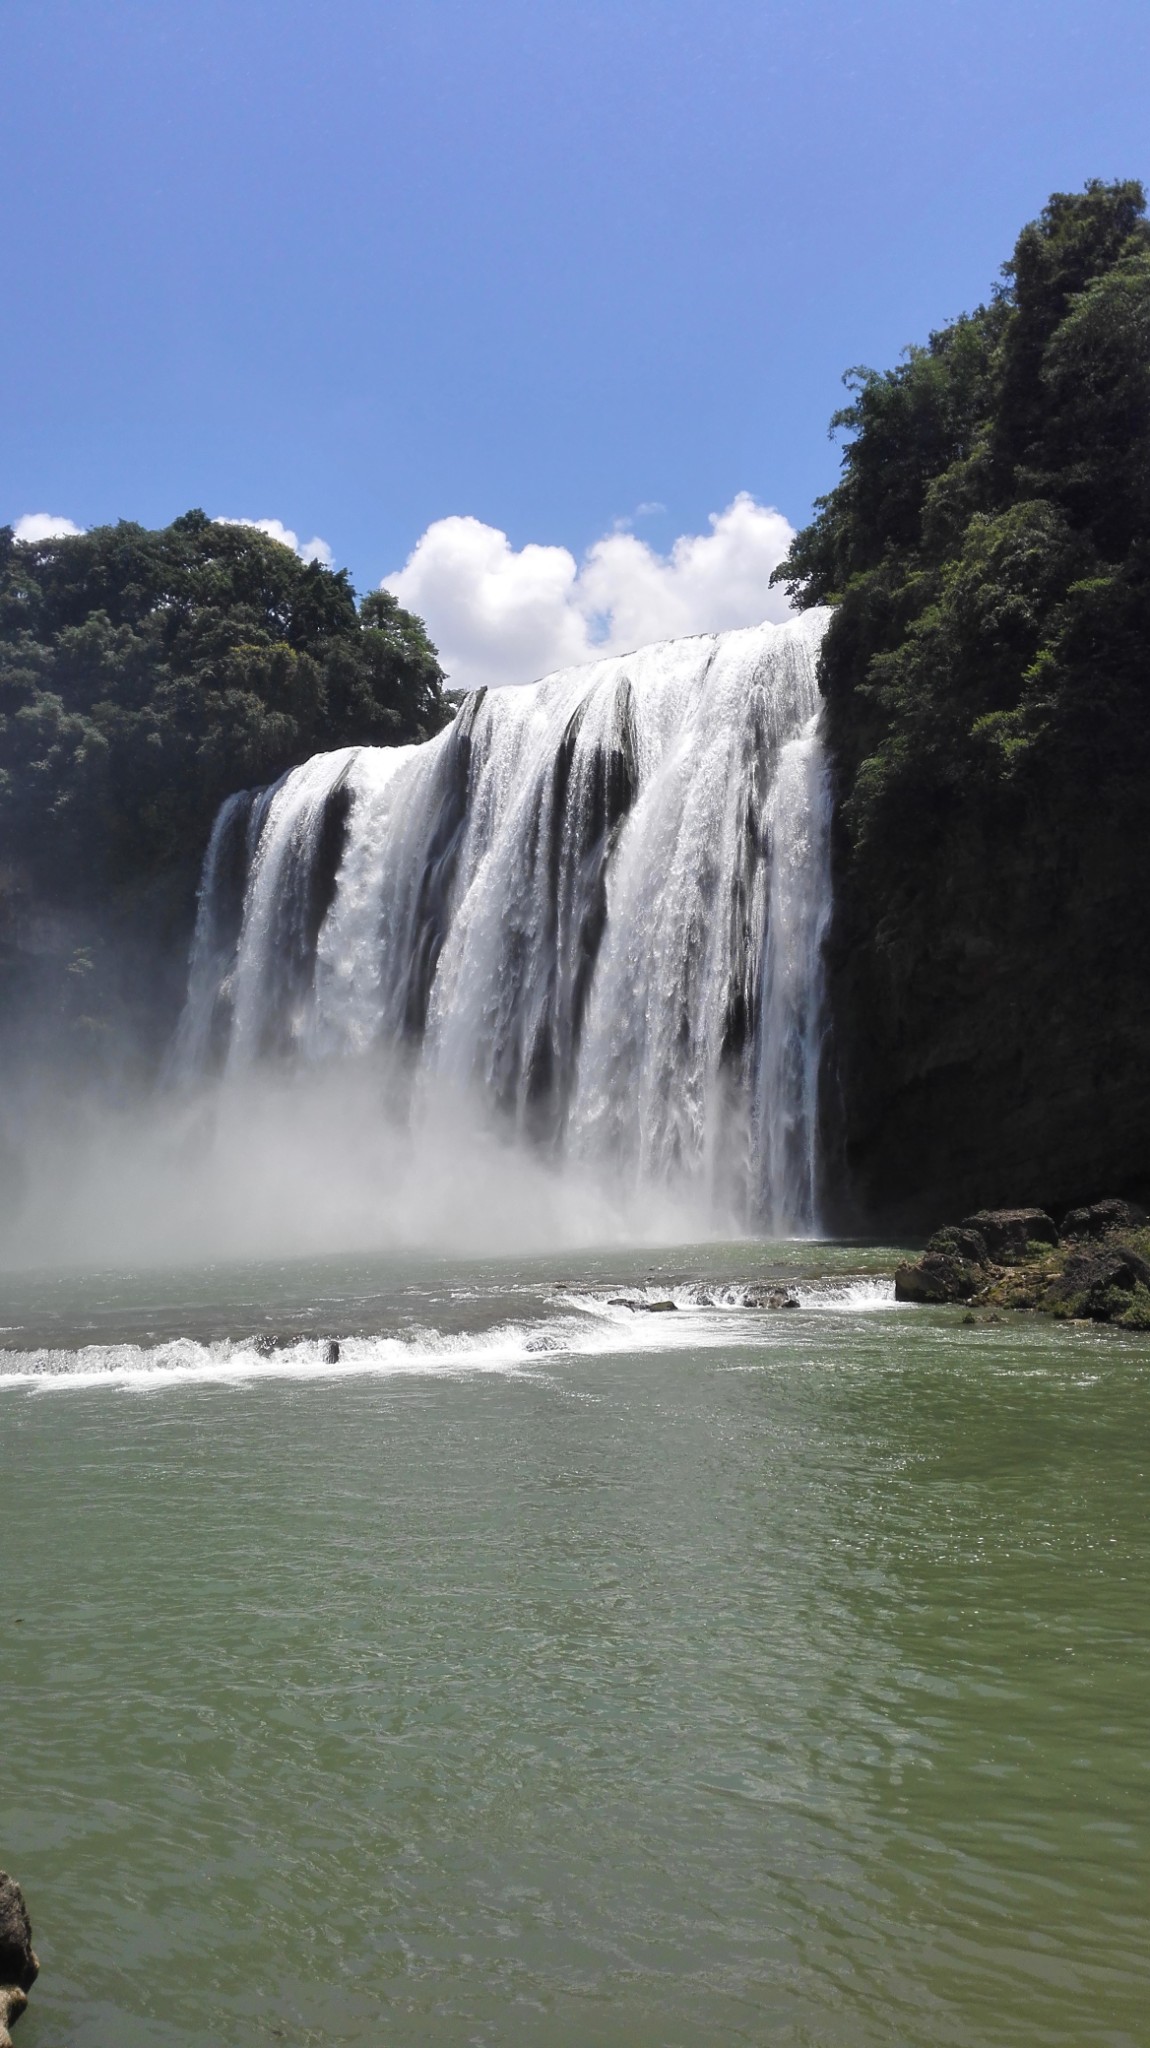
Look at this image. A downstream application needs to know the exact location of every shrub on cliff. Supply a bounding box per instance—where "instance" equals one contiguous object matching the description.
[776,178,1150,908]
[0,511,450,900]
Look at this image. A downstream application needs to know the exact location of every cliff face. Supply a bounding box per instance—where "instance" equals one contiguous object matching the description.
[819,797,1150,1231]
[774,181,1150,1232]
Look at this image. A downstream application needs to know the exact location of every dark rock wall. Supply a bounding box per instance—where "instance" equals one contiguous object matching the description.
[820,822,1150,1232]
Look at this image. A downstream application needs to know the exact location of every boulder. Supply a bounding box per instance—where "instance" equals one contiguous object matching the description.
[960,1208,1058,1262]
[1060,1198,1148,1240]
[926,1225,989,1266]
[741,1286,798,1309]
[894,1250,982,1303]
[1046,1244,1150,1322]
[0,1872,38,2046]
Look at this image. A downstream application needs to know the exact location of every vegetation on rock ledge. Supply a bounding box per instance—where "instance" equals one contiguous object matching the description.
[895,1202,1150,1329]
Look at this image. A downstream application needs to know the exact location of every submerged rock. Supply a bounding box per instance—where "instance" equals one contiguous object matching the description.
[0,1872,38,2045]
[960,1208,1058,1263]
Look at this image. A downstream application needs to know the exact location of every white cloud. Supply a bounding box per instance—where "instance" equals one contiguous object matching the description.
[383,493,796,691]
[13,513,85,543]
[213,516,333,568]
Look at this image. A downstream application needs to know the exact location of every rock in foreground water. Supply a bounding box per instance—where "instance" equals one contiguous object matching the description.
[0,1873,38,2045]
[895,1198,1150,1328]
[1044,1244,1150,1324]
[894,1250,982,1303]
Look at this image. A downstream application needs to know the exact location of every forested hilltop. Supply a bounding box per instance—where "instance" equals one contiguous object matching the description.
[0,512,449,1064]
[775,179,1150,1227]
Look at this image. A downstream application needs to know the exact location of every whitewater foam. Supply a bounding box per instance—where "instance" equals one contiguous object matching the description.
[175,611,833,1240]
[0,1275,903,1391]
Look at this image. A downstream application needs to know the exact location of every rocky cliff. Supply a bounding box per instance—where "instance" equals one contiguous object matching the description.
[776,181,1150,1231]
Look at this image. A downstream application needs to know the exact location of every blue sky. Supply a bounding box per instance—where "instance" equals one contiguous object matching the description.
[5,0,1149,682]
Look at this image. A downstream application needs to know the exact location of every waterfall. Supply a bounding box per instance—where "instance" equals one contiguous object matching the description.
[174,608,832,1234]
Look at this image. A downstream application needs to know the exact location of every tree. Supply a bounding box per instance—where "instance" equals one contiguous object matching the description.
[0,511,451,899]
[771,180,1150,1223]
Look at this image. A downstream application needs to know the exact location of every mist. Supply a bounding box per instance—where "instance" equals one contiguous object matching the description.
[0,1059,720,1274]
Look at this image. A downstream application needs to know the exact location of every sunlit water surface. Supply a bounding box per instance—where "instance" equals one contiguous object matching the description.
[2,1242,1148,2046]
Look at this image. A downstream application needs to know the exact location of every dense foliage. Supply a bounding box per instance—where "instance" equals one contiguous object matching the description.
[776,176,1150,908]
[773,180,1150,1221]
[0,510,450,899]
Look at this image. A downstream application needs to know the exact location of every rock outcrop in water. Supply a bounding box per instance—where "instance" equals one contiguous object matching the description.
[895,1200,1150,1327]
[0,1872,38,2045]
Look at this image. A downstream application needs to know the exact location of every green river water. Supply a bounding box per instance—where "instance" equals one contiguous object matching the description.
[2,1241,1147,2046]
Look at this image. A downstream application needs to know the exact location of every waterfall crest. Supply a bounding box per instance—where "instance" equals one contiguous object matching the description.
[175,609,832,1234]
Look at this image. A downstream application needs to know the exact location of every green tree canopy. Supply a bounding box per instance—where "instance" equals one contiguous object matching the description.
[0,510,450,898]
[774,176,1150,914]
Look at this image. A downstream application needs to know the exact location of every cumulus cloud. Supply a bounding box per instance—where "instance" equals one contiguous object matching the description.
[13,513,85,543]
[213,516,333,568]
[382,493,796,690]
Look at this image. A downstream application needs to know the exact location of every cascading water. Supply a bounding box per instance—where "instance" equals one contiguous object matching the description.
[175,608,832,1234]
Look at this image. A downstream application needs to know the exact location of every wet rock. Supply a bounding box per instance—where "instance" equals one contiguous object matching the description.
[741,1285,791,1308]
[894,1250,982,1303]
[252,1333,277,1357]
[1060,1198,1148,1240]
[323,1339,341,1363]
[960,1208,1058,1262]
[926,1225,989,1266]
[0,1871,38,2045]
[639,1299,678,1313]
[1045,1244,1150,1323]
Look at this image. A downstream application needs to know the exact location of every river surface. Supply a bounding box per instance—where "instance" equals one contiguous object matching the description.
[2,1241,1148,2046]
